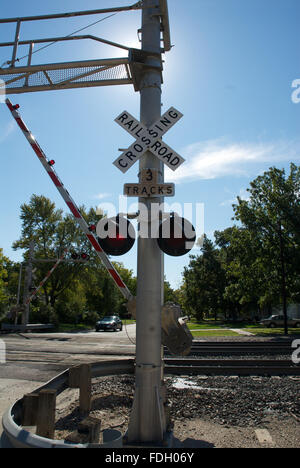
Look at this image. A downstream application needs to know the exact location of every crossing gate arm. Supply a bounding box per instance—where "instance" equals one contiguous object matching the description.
[25,248,68,305]
[5,99,133,302]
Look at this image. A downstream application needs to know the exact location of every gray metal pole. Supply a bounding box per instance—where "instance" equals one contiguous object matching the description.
[16,263,22,306]
[15,263,23,325]
[127,0,166,444]
[10,20,21,68]
[22,241,34,325]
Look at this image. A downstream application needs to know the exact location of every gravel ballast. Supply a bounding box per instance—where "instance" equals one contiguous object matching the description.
[54,372,299,442]
[53,337,299,445]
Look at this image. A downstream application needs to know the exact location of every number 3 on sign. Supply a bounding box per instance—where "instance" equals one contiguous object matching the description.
[146,169,153,182]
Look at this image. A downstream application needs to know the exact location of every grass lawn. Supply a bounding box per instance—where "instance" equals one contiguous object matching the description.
[187,321,243,336]
[242,326,300,336]
[187,321,227,330]
[55,323,93,332]
[122,319,136,325]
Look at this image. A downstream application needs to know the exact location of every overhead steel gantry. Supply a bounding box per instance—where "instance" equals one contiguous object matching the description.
[0,0,171,94]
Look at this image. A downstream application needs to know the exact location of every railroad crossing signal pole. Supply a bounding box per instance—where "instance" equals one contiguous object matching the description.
[127,0,166,443]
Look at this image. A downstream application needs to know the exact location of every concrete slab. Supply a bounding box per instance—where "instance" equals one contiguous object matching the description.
[0,378,43,446]
[255,429,276,447]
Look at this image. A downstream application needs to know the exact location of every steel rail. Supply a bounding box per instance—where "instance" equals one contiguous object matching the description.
[175,350,292,356]
[0,35,131,52]
[164,359,300,376]
[165,358,295,366]
[164,341,295,356]
[190,341,293,346]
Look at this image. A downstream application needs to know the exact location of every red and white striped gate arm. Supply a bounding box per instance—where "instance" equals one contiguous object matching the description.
[6,99,132,301]
[25,248,68,305]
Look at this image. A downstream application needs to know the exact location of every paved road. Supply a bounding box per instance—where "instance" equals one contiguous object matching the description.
[1,324,136,379]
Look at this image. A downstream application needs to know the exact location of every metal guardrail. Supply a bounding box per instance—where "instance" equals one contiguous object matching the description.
[1,360,134,448]
[1,323,55,333]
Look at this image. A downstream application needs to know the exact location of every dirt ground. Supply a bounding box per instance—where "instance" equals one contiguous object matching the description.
[53,376,300,448]
[54,401,300,448]
[172,416,300,448]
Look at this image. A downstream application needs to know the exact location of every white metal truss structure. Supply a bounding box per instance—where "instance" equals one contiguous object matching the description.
[0,58,133,95]
[6,98,133,301]
[0,1,170,94]
[25,248,68,306]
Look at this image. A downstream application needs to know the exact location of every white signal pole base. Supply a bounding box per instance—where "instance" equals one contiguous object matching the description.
[127,367,166,443]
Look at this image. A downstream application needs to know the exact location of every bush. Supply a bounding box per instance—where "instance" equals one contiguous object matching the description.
[81,310,100,325]
[30,304,59,325]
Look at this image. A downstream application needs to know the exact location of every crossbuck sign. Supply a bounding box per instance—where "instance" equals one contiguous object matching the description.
[113,107,185,173]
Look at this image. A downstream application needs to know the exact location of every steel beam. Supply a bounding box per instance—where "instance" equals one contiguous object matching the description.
[0,2,143,24]
[0,58,132,94]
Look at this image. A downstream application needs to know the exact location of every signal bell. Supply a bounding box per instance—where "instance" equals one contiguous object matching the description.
[96,216,135,256]
[157,215,196,257]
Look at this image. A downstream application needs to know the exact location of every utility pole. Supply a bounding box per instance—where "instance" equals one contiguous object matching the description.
[278,220,288,336]
[128,0,166,444]
[22,241,34,325]
[16,263,23,306]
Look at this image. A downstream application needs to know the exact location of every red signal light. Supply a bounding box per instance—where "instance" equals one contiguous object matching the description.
[81,253,89,260]
[97,216,135,256]
[157,216,196,257]
[48,160,55,166]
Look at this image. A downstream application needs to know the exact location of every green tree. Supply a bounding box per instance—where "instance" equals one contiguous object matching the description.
[12,194,136,323]
[0,249,9,316]
[215,227,264,318]
[164,279,176,303]
[233,164,300,333]
[183,236,227,321]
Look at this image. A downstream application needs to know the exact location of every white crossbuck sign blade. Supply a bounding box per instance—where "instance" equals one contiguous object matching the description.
[113,107,185,173]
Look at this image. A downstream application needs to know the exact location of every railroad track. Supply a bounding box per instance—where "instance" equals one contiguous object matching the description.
[164,358,300,376]
[165,341,295,356]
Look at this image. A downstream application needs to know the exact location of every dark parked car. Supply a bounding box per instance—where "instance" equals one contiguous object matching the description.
[95,315,123,332]
[260,315,300,328]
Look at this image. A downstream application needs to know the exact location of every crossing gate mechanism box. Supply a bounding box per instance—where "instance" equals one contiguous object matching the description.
[161,303,193,356]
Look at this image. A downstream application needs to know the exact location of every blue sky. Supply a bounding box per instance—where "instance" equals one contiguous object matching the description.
[0,0,299,289]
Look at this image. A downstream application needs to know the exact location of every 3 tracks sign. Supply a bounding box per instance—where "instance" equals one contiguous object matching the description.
[123,168,175,198]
